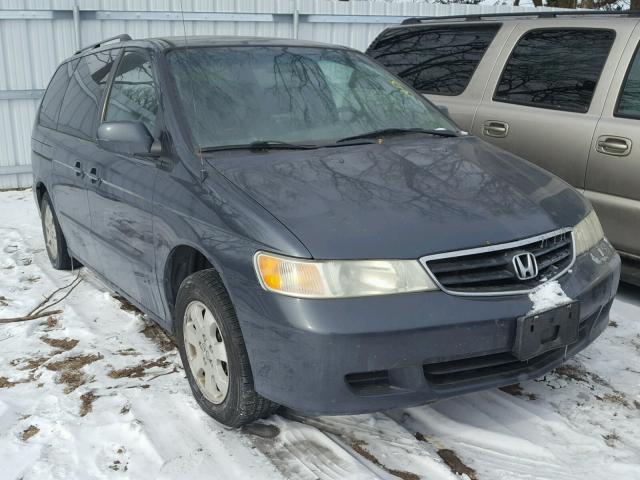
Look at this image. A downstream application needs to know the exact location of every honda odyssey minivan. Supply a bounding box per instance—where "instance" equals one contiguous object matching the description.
[32,35,620,427]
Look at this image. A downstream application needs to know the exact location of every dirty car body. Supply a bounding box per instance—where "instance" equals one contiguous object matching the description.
[31,36,620,416]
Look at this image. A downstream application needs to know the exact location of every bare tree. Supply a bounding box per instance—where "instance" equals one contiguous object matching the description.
[543,0,632,9]
[458,0,634,7]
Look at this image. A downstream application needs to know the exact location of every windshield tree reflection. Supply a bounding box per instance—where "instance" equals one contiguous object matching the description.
[167,46,457,149]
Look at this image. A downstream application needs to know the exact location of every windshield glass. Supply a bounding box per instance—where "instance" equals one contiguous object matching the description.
[167,46,458,149]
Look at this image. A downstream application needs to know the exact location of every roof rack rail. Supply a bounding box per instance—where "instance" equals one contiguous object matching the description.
[75,34,132,55]
[401,10,640,25]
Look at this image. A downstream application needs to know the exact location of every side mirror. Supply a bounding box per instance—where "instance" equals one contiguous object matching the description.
[436,104,450,116]
[97,121,154,157]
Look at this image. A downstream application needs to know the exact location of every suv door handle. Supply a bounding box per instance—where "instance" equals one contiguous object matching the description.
[596,136,632,156]
[483,121,509,138]
[73,161,83,177]
[87,167,102,185]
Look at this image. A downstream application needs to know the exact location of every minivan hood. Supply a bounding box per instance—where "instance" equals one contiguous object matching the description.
[209,136,589,259]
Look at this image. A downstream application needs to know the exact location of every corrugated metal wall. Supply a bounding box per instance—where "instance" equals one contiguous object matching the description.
[0,0,559,189]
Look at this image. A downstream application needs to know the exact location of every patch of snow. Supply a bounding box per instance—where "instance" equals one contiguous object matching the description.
[528,280,572,315]
[1,188,639,480]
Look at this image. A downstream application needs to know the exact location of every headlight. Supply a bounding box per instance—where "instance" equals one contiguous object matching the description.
[573,209,605,256]
[254,252,438,298]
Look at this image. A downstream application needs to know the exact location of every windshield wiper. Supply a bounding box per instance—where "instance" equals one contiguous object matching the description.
[337,128,458,143]
[199,140,319,153]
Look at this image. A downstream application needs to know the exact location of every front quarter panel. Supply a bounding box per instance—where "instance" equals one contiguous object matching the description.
[152,148,311,330]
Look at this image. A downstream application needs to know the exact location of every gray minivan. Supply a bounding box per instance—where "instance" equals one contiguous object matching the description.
[367,11,640,284]
[32,34,619,427]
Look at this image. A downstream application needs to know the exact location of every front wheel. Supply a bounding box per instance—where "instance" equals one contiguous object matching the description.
[175,269,278,427]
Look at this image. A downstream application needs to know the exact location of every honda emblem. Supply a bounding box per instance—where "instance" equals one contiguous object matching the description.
[512,252,538,281]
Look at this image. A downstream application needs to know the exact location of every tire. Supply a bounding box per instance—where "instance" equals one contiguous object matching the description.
[175,269,278,427]
[40,192,73,270]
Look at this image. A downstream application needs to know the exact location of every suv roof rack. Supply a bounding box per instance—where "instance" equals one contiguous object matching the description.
[74,34,132,55]
[401,9,640,25]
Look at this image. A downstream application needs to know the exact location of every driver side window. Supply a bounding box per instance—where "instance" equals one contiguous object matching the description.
[105,49,159,134]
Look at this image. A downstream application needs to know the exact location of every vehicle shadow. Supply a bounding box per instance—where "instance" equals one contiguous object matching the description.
[617,281,640,308]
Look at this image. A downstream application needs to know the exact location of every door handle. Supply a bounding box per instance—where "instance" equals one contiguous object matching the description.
[73,161,83,177]
[87,167,101,185]
[483,121,509,138]
[596,136,632,156]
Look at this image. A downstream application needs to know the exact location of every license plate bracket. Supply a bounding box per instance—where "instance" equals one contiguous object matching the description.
[512,302,580,361]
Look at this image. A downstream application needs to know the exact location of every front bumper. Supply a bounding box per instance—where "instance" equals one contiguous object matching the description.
[238,240,620,415]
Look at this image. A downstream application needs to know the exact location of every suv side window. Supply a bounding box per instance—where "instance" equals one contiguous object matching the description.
[57,49,120,139]
[104,49,158,134]
[616,44,640,119]
[366,24,500,96]
[494,29,615,113]
[39,60,78,130]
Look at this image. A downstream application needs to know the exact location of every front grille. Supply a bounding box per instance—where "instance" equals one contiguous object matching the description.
[421,230,574,295]
[423,350,559,386]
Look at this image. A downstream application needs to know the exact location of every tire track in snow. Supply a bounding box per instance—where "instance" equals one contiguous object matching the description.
[390,386,632,480]
[248,412,459,480]
[248,415,383,480]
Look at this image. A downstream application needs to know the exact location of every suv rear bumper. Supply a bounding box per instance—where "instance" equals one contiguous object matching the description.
[239,240,620,415]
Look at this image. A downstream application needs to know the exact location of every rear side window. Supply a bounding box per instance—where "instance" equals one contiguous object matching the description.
[366,24,500,96]
[494,29,615,113]
[39,60,78,129]
[57,49,120,139]
[616,44,640,119]
[104,50,158,134]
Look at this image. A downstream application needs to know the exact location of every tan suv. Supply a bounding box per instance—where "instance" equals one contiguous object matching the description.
[367,11,640,284]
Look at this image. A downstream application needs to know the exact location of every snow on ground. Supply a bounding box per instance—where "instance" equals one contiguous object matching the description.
[0,188,639,480]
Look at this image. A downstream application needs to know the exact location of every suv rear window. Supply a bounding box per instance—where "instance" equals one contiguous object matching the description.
[366,24,500,96]
[39,60,78,130]
[494,28,615,113]
[616,43,640,119]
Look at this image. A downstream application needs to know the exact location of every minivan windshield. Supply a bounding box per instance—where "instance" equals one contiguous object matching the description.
[166,46,458,150]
